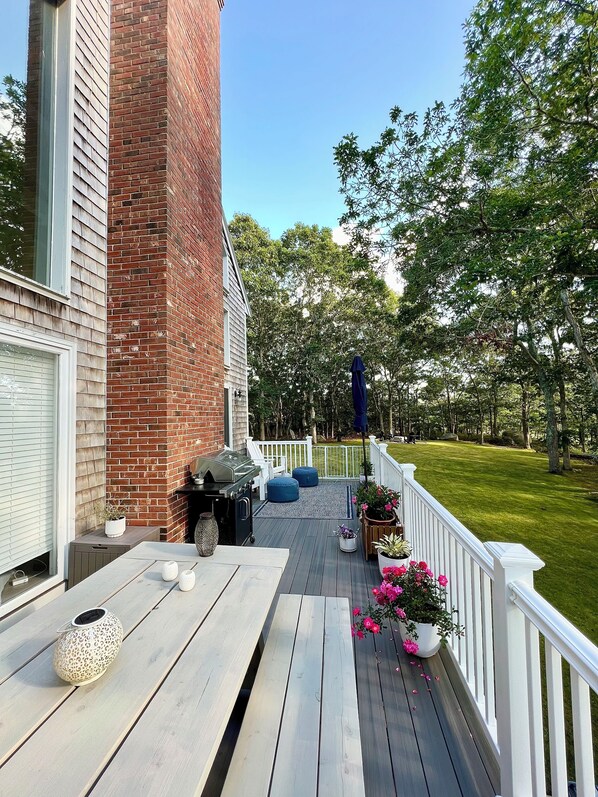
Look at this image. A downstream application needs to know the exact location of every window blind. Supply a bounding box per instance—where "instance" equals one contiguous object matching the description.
[0,343,57,575]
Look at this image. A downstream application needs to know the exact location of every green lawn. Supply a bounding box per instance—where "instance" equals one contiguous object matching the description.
[381,440,598,643]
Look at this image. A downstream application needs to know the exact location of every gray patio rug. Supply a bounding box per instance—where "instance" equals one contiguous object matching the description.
[254,480,355,520]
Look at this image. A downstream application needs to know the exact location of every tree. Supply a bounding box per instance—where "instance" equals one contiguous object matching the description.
[0,76,26,273]
[334,0,598,469]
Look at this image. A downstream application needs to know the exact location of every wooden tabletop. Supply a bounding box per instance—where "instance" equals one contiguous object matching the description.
[0,542,289,797]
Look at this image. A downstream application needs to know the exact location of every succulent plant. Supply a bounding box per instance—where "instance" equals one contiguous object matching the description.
[373,533,412,559]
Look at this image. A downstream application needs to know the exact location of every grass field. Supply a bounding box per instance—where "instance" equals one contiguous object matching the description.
[381,440,598,643]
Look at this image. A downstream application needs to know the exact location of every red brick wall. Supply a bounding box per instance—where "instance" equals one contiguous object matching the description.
[108,0,224,540]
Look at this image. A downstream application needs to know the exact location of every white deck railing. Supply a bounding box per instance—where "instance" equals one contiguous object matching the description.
[251,437,365,479]
[369,436,597,797]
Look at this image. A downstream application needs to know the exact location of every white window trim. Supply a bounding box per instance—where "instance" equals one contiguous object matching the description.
[0,0,76,300]
[224,308,231,368]
[0,323,76,618]
[224,384,233,449]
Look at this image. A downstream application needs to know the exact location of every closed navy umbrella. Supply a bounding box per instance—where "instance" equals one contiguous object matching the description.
[350,355,369,485]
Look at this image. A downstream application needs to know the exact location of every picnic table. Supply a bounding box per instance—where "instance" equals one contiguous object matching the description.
[0,541,288,796]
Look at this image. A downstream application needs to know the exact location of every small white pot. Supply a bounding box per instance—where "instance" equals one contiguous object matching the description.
[339,536,357,552]
[377,551,410,576]
[399,621,442,658]
[105,517,126,537]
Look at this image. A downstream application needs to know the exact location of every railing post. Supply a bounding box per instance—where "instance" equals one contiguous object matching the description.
[398,463,416,537]
[486,542,544,797]
[306,436,313,467]
[378,442,388,485]
[368,435,378,482]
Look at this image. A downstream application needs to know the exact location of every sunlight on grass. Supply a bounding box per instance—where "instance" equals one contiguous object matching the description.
[385,440,598,643]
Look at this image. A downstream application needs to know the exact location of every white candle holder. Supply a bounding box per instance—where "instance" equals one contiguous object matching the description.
[178,569,196,592]
[161,561,178,582]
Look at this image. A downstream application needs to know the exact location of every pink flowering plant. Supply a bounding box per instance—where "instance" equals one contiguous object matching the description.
[352,561,464,654]
[353,482,400,521]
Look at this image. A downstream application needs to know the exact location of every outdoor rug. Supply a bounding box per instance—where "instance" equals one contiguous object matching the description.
[254,480,355,520]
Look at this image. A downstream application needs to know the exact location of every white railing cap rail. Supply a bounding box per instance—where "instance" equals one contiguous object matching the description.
[406,476,494,577]
[254,439,308,446]
[509,579,598,694]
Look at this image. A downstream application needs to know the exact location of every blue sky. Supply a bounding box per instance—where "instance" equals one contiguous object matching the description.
[221,0,476,239]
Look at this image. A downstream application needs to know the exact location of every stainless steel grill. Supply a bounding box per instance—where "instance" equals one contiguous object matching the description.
[178,448,261,546]
[190,450,260,496]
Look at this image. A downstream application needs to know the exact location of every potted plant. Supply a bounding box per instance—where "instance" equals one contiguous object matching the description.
[96,499,128,538]
[373,532,412,575]
[353,482,399,523]
[334,523,359,552]
[359,459,373,484]
[352,561,464,657]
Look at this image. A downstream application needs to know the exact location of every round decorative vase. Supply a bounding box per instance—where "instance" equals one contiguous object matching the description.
[399,621,442,658]
[105,517,126,538]
[339,536,357,553]
[377,552,410,576]
[194,512,219,557]
[53,607,123,685]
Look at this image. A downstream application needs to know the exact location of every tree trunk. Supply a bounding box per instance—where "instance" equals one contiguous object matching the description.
[557,376,572,471]
[387,383,393,438]
[516,324,561,473]
[520,384,531,449]
[445,384,453,433]
[561,289,598,406]
[540,379,561,473]
[259,411,266,441]
[309,390,317,444]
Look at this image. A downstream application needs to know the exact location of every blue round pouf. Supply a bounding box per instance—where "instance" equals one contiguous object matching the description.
[292,466,319,487]
[267,476,300,503]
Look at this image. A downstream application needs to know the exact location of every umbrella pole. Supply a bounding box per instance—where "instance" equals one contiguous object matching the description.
[361,431,368,485]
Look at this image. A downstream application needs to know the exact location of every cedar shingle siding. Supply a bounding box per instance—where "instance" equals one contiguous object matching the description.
[0,0,110,537]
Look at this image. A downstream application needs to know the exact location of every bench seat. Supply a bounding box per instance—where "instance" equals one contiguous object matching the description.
[222,594,365,797]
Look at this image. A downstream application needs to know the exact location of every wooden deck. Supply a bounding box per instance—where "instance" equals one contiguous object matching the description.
[252,514,500,797]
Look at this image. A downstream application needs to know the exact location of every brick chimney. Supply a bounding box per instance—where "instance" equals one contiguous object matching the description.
[107,0,224,540]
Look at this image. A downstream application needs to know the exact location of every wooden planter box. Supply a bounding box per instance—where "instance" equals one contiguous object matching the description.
[361,514,404,561]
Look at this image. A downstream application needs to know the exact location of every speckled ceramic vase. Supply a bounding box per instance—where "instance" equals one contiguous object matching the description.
[194,512,219,557]
[53,607,123,685]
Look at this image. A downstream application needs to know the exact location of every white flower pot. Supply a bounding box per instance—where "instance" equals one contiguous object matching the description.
[339,536,357,552]
[399,621,442,658]
[377,551,410,576]
[105,517,126,537]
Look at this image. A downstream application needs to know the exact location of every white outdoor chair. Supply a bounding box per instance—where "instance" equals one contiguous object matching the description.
[246,437,287,501]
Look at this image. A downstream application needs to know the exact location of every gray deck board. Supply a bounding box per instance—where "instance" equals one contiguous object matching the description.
[252,510,499,797]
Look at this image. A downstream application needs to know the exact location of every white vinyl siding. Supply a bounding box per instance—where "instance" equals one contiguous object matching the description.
[0,344,57,575]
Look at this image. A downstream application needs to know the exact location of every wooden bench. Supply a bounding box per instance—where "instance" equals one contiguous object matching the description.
[222,594,365,797]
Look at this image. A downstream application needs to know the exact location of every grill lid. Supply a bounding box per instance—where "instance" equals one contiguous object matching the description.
[190,449,260,484]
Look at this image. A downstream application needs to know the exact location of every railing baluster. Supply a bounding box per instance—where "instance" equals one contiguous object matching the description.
[481,572,495,730]
[545,641,568,797]
[472,562,483,705]
[571,670,595,797]
[525,618,546,797]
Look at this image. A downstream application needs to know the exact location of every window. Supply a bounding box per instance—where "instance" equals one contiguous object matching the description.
[0,325,75,614]
[224,309,231,367]
[0,0,74,296]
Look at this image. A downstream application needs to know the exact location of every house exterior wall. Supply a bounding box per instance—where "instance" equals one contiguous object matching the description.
[0,0,110,537]
[224,243,249,452]
[108,0,224,541]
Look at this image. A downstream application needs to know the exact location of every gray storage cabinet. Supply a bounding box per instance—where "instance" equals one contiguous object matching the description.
[68,526,161,588]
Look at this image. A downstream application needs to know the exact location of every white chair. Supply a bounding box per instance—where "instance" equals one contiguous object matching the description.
[246,437,287,501]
